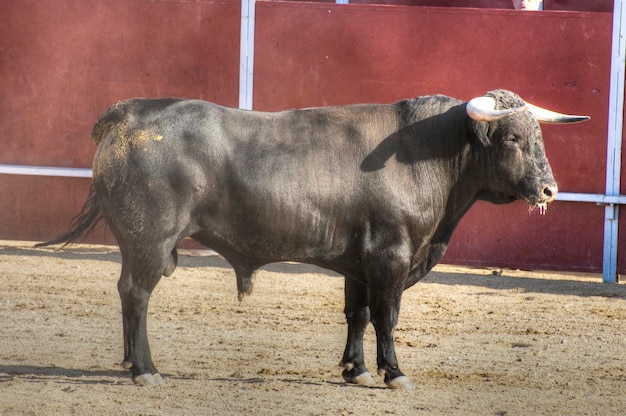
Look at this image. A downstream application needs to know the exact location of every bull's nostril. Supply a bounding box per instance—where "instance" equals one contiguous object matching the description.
[542,185,558,201]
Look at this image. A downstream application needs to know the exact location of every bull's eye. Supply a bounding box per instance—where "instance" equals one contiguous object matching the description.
[503,134,518,143]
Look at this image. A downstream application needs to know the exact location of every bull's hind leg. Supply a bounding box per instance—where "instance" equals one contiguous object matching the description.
[340,277,375,386]
[118,245,170,386]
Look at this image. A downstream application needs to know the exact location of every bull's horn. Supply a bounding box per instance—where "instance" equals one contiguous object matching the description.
[524,102,590,124]
[466,96,527,122]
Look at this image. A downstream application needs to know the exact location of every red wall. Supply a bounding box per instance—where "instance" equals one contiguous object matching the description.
[0,0,618,273]
[0,0,241,244]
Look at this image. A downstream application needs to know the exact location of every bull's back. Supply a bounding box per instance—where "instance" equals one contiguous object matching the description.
[91,98,400,190]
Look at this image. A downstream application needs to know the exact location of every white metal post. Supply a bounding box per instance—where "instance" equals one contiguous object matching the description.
[239,0,256,110]
[602,0,626,283]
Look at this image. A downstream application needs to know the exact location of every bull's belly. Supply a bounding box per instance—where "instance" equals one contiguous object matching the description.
[190,225,352,266]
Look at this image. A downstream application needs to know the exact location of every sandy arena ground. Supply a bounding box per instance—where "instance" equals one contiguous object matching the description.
[1,240,625,415]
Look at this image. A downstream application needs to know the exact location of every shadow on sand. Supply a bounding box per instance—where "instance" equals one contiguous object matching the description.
[2,243,623,299]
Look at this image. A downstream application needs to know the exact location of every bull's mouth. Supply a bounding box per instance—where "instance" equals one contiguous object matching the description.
[525,193,556,216]
[522,183,557,216]
[528,201,549,215]
[480,190,555,211]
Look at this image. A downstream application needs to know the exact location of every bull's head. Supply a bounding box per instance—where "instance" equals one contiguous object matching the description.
[465,89,589,214]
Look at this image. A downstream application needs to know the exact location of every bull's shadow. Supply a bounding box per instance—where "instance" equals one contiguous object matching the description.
[361,104,468,172]
[3,245,621,297]
[0,364,129,385]
[0,364,350,388]
[0,244,340,276]
[0,245,121,263]
[423,270,626,299]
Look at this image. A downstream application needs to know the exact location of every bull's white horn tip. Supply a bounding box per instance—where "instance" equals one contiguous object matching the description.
[524,101,591,124]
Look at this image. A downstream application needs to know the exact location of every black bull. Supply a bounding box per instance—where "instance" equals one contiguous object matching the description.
[39,89,588,389]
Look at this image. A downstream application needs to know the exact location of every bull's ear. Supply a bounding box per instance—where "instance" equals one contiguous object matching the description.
[470,119,491,147]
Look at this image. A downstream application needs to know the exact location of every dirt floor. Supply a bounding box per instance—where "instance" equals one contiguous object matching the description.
[1,240,625,415]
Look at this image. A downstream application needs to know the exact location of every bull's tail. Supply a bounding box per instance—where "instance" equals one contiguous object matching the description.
[35,183,106,248]
[36,101,131,249]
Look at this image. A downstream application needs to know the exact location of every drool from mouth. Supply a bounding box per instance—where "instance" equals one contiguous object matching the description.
[529,202,548,215]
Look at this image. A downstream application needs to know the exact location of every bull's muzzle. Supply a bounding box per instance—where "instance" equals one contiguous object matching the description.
[533,183,558,215]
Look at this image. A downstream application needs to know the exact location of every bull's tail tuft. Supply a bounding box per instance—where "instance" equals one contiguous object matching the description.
[35,183,106,249]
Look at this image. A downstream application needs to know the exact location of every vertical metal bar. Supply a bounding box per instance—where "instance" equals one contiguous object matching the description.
[239,0,255,110]
[603,205,619,282]
[603,0,626,283]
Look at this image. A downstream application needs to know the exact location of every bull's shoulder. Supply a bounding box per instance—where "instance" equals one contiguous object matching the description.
[292,102,399,120]
[280,103,403,136]
[394,95,463,125]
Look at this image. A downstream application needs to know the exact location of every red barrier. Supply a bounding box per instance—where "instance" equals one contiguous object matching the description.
[0,0,240,242]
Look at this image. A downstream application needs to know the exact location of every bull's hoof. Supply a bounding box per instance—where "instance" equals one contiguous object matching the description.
[386,375,416,390]
[133,372,165,387]
[341,367,376,386]
[353,371,376,386]
[121,360,133,369]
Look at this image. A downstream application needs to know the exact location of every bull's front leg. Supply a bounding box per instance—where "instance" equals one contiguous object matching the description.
[340,277,375,386]
[368,288,415,390]
[365,247,416,390]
